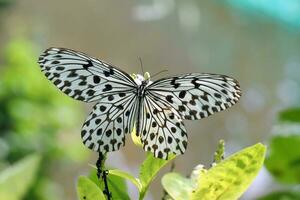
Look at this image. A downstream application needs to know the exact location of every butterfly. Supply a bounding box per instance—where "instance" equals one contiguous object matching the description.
[38,47,241,159]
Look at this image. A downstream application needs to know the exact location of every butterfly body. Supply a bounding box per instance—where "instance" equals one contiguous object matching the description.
[38,47,241,159]
[135,76,149,97]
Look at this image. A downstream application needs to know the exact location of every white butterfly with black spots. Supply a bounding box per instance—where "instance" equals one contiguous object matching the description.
[38,47,241,159]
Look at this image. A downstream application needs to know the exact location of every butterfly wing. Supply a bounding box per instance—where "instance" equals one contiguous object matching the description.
[82,92,138,152]
[145,73,241,120]
[140,73,241,159]
[38,47,138,153]
[38,47,136,102]
[139,94,187,159]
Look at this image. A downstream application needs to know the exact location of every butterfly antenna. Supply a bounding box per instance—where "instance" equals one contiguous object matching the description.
[151,69,169,78]
[138,57,145,75]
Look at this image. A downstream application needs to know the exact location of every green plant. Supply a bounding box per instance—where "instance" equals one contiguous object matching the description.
[0,39,86,200]
[77,141,266,200]
[0,154,41,200]
[259,107,300,200]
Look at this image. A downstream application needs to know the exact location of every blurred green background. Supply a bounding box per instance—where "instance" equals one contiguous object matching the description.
[0,0,300,199]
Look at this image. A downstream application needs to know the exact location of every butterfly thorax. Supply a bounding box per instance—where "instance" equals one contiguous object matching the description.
[133,73,152,97]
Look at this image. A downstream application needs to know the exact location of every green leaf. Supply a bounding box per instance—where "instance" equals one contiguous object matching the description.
[106,173,130,200]
[265,135,300,184]
[278,108,300,123]
[89,168,131,200]
[162,173,194,200]
[138,152,176,200]
[258,190,300,200]
[0,154,41,200]
[191,143,266,200]
[109,169,142,191]
[77,176,105,200]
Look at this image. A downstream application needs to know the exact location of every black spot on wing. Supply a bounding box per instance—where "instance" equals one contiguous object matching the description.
[83,60,93,70]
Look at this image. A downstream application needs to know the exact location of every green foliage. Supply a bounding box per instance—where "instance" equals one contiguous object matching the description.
[162,173,194,200]
[105,173,130,200]
[0,154,41,200]
[191,143,266,200]
[259,107,300,199]
[109,169,141,191]
[0,39,85,199]
[258,190,300,200]
[86,143,265,200]
[265,107,300,184]
[2,39,81,128]
[77,176,105,200]
[138,153,176,199]
[108,152,176,200]
[265,135,300,184]
[0,39,84,161]
[278,108,300,123]
[89,169,130,200]
[161,143,266,200]
[0,0,13,8]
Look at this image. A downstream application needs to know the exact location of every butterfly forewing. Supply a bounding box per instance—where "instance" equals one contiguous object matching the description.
[38,47,138,154]
[145,73,241,120]
[38,48,136,102]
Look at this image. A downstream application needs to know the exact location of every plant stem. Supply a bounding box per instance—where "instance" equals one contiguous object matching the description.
[102,170,111,200]
[96,152,112,200]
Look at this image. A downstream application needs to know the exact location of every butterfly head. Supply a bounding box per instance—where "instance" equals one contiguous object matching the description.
[132,72,152,86]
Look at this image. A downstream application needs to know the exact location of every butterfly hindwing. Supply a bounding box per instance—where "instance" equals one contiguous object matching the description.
[139,94,188,159]
[146,73,241,120]
[81,89,138,153]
